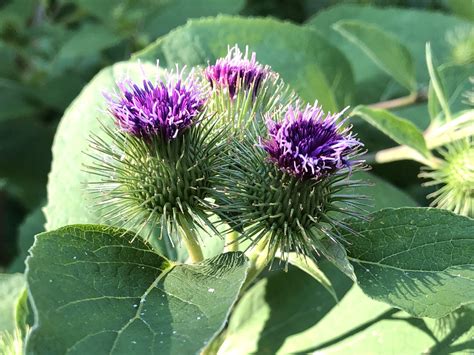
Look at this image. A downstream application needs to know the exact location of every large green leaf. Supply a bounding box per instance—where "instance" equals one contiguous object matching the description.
[26,225,248,354]
[345,208,474,318]
[134,16,355,111]
[352,105,430,158]
[220,269,443,354]
[282,253,337,301]
[334,20,416,92]
[0,273,25,333]
[219,262,353,354]
[306,4,471,102]
[278,285,439,354]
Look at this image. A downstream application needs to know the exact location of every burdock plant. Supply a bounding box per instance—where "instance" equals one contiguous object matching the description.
[87,67,224,262]
[212,102,366,279]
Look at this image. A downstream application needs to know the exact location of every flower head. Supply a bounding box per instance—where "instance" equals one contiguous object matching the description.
[420,138,474,217]
[212,103,367,274]
[205,45,270,99]
[105,70,205,140]
[88,67,223,244]
[261,103,362,181]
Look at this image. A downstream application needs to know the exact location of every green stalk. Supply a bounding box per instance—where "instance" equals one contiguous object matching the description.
[224,230,240,252]
[178,216,204,264]
[241,234,277,291]
[426,43,452,121]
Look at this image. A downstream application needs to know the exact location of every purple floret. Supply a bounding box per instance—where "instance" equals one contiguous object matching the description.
[205,45,270,99]
[260,103,362,181]
[105,72,205,140]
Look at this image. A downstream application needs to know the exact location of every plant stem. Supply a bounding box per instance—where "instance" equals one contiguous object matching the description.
[364,114,474,168]
[241,234,276,291]
[364,146,441,168]
[426,43,452,121]
[178,217,204,264]
[224,230,240,252]
[367,92,424,110]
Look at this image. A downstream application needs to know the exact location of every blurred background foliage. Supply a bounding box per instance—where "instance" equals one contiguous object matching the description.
[0,0,472,267]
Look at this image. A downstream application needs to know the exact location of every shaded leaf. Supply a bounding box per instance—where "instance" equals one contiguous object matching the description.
[8,207,45,273]
[219,262,352,354]
[334,20,416,91]
[55,23,121,68]
[282,252,337,301]
[143,0,245,38]
[278,286,439,354]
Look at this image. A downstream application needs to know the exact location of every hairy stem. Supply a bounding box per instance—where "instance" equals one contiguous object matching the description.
[364,109,474,167]
[241,234,276,291]
[178,217,204,264]
[224,230,240,252]
[367,91,426,110]
[364,146,441,168]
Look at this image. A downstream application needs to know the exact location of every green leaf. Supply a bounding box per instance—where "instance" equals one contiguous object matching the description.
[428,62,474,124]
[306,4,471,103]
[8,207,45,273]
[352,172,418,211]
[352,105,430,158]
[344,208,474,318]
[446,0,474,21]
[54,24,121,70]
[0,273,26,333]
[302,171,418,282]
[142,0,245,39]
[0,117,55,208]
[334,20,416,91]
[278,285,439,354]
[282,252,337,301]
[313,237,356,282]
[73,0,244,39]
[134,15,355,111]
[26,224,248,354]
[219,262,353,354]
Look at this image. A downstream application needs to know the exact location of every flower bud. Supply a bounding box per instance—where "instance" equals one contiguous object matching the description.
[205,45,296,137]
[87,67,223,242]
[212,102,366,260]
[420,138,473,217]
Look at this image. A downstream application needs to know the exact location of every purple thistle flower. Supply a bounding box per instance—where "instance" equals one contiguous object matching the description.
[105,70,205,140]
[260,103,362,181]
[205,45,270,99]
